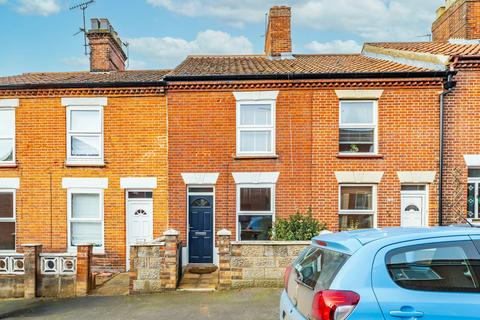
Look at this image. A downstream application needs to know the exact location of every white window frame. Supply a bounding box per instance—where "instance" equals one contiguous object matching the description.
[468,173,480,220]
[339,100,378,155]
[0,189,16,253]
[338,184,377,228]
[236,183,275,241]
[0,108,16,166]
[66,105,104,166]
[67,188,104,254]
[236,101,276,156]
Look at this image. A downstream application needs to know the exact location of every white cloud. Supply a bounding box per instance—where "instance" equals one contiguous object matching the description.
[16,0,61,16]
[62,56,89,69]
[305,40,361,54]
[146,0,442,40]
[128,30,253,68]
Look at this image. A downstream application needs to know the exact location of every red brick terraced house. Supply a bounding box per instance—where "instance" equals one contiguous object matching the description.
[165,7,452,265]
[362,0,480,227]
[0,19,170,271]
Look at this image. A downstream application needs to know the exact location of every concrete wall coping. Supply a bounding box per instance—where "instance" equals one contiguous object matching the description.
[39,253,76,257]
[231,241,311,246]
[163,229,180,236]
[130,242,166,247]
[217,229,232,236]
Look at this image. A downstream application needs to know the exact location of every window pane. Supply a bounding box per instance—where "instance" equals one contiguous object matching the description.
[128,191,153,199]
[0,139,14,162]
[401,185,426,191]
[0,110,14,136]
[239,215,272,241]
[188,187,214,193]
[0,222,15,250]
[468,183,475,219]
[240,104,272,126]
[0,193,14,218]
[339,214,373,231]
[340,101,374,124]
[72,194,100,219]
[71,222,102,247]
[340,186,373,210]
[468,169,480,178]
[71,136,100,157]
[386,241,480,292]
[70,110,101,132]
[339,129,374,153]
[240,188,271,211]
[240,131,271,153]
[293,246,349,289]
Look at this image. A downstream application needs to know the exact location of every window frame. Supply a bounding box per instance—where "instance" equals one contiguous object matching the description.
[338,100,378,155]
[66,105,104,166]
[67,188,104,254]
[236,183,275,241]
[0,108,16,166]
[467,169,480,220]
[338,184,377,229]
[0,189,16,253]
[236,100,276,156]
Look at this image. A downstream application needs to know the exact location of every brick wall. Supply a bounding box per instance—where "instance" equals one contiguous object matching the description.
[0,91,168,271]
[442,64,480,224]
[432,0,480,41]
[168,81,443,241]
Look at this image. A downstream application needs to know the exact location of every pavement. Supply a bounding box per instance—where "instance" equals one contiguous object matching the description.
[0,288,282,320]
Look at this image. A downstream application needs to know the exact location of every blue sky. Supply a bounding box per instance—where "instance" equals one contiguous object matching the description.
[0,0,444,76]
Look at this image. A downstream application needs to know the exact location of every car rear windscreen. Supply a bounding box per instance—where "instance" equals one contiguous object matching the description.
[293,246,350,290]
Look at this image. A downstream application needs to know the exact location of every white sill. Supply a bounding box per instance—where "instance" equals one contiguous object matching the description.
[65,160,105,167]
[0,162,17,167]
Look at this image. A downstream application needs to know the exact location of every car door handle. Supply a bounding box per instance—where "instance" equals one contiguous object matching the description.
[390,310,424,318]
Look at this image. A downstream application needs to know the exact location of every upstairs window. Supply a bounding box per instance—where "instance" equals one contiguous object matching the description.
[339,101,377,154]
[0,108,15,165]
[237,103,275,155]
[66,106,104,165]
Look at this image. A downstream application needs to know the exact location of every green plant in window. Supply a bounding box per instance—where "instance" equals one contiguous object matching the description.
[272,207,327,241]
[349,144,359,153]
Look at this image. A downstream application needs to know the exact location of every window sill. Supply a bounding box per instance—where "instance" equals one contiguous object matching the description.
[337,154,384,159]
[234,155,279,160]
[0,163,18,168]
[65,161,105,168]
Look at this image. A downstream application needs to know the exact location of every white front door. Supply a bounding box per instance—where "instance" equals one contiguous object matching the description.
[126,193,153,270]
[401,193,426,227]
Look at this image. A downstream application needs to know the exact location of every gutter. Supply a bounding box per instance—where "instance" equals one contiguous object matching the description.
[165,71,451,82]
[0,80,167,91]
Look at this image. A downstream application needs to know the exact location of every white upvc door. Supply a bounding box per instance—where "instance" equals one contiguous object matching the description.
[126,198,153,270]
[400,193,427,227]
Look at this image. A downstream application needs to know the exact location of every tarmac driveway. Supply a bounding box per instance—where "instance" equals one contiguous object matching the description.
[0,288,281,320]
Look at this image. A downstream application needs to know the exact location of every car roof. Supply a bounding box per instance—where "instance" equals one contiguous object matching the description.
[312,227,480,255]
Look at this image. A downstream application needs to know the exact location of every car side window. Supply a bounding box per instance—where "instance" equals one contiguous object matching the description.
[386,241,480,293]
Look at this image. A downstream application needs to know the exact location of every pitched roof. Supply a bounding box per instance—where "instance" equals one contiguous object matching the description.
[365,41,480,57]
[167,54,431,79]
[0,70,170,88]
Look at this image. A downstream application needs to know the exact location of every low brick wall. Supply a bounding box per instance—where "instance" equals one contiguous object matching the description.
[230,241,310,288]
[129,230,181,294]
[0,275,24,298]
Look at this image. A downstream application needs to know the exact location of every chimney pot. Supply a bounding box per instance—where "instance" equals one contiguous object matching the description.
[87,18,127,72]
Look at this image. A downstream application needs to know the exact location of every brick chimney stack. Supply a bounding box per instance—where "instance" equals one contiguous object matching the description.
[87,18,127,72]
[432,0,480,41]
[264,6,293,58]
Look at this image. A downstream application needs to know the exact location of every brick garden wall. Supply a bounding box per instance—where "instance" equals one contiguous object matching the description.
[0,90,168,271]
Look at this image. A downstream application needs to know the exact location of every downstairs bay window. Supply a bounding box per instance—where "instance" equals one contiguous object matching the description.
[237,185,274,241]
[0,191,15,252]
[339,185,376,231]
[67,189,104,253]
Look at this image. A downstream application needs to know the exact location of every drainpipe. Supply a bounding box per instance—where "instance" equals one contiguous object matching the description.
[439,69,457,226]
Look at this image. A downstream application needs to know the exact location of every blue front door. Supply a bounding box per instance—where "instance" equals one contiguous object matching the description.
[188,195,213,263]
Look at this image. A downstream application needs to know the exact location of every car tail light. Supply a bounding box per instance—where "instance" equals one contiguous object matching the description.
[284,264,293,291]
[311,290,360,320]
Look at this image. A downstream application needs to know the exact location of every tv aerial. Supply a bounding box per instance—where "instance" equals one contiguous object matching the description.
[70,0,96,55]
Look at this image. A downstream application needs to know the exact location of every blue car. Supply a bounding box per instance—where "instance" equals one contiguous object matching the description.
[280,227,480,320]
